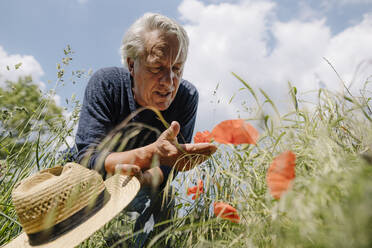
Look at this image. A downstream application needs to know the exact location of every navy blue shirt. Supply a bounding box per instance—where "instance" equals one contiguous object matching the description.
[75,67,198,184]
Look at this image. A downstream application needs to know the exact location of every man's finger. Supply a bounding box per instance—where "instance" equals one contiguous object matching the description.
[183,143,217,155]
[115,164,141,176]
[164,121,180,139]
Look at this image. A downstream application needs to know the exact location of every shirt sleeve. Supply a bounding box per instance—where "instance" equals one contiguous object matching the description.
[75,69,118,178]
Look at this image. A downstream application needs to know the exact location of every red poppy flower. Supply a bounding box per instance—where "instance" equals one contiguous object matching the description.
[266,151,296,199]
[211,119,259,145]
[194,131,213,143]
[187,180,204,200]
[213,202,240,223]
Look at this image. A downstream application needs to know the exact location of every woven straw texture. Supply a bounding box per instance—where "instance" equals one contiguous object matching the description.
[12,163,105,234]
[4,163,140,248]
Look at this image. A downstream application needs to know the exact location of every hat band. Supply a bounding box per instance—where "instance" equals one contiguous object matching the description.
[27,189,111,246]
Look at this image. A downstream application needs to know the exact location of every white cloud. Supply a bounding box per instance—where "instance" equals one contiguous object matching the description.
[178,0,372,132]
[267,18,331,91]
[179,0,277,131]
[0,46,45,89]
[0,46,69,110]
[321,13,372,90]
[53,94,61,106]
[297,1,324,21]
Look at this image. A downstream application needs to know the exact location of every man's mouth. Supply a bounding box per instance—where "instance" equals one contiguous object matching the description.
[155,91,171,98]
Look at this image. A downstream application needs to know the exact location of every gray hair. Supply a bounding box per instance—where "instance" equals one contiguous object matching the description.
[120,13,189,68]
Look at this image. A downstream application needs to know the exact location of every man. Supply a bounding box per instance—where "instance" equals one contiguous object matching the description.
[75,13,217,247]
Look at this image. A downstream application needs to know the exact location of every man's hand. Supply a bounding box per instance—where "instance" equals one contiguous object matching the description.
[150,121,217,171]
[115,164,164,188]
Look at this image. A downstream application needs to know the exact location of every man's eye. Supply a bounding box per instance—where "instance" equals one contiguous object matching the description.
[149,67,161,74]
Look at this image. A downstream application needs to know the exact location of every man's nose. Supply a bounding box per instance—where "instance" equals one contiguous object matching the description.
[159,69,174,88]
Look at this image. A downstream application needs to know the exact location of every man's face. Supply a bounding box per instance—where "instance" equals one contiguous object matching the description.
[128,30,185,111]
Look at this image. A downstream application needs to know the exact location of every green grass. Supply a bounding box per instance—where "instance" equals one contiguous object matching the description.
[1,65,371,247]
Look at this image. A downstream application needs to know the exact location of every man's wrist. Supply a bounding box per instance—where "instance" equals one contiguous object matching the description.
[104,145,155,173]
[139,144,157,168]
[142,167,164,188]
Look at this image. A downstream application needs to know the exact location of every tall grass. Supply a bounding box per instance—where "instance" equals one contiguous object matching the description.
[161,76,372,248]
[83,73,372,247]
[0,46,81,245]
[1,57,371,247]
[0,95,80,244]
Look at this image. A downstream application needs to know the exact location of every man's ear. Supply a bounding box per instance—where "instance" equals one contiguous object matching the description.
[127,58,135,75]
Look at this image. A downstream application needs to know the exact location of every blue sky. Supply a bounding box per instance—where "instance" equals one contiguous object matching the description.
[1,0,372,133]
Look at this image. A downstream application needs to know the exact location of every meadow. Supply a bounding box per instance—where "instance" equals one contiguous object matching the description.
[0,51,371,247]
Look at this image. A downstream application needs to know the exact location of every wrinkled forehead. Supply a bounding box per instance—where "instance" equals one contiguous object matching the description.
[142,30,185,65]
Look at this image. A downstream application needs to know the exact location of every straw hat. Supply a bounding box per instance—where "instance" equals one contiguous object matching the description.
[3,162,140,248]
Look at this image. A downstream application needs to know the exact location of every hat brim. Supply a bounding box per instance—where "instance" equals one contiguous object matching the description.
[3,174,140,248]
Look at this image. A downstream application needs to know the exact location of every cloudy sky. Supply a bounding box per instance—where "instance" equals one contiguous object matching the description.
[1,0,372,134]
